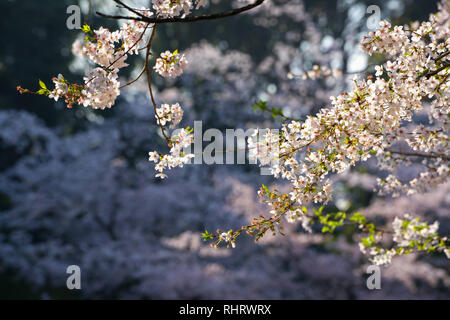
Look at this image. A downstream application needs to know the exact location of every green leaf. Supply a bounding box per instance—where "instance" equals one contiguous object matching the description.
[201,229,212,241]
[39,79,47,90]
[350,212,366,224]
[81,24,92,34]
[361,237,372,247]
[185,126,194,134]
[253,100,268,111]
[261,184,271,196]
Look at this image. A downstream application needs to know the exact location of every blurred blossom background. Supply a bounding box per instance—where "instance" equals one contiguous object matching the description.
[0,0,449,299]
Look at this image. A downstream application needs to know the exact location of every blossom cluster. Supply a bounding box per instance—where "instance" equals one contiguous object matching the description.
[155,103,184,128]
[82,68,121,109]
[153,0,208,18]
[366,215,449,266]
[34,18,148,109]
[219,231,236,248]
[148,129,195,179]
[154,50,188,78]
[48,74,69,101]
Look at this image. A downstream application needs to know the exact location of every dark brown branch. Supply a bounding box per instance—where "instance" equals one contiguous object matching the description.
[388,150,450,161]
[425,62,450,77]
[120,64,146,89]
[436,50,450,62]
[97,0,265,24]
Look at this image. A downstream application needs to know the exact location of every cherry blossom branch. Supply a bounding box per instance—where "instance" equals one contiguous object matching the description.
[204,191,449,259]
[206,17,450,262]
[96,0,266,24]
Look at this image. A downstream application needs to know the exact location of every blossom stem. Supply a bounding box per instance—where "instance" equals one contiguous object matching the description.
[144,24,172,144]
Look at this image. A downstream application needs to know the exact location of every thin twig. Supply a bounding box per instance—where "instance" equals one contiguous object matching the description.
[112,0,149,19]
[143,25,171,144]
[120,65,146,89]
